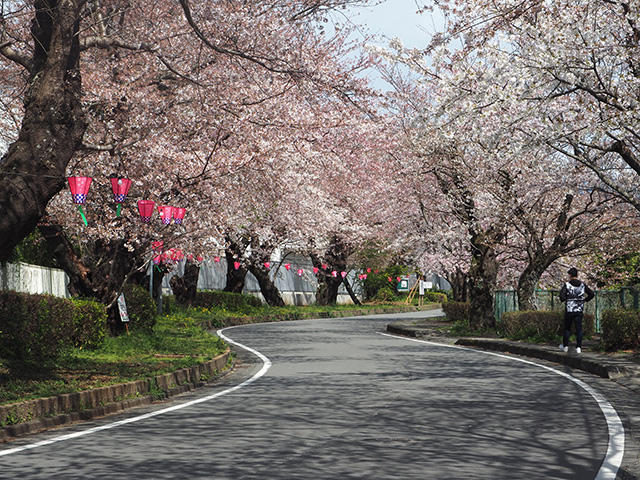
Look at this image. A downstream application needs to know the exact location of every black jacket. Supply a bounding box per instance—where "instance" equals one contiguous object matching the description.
[559,279,594,313]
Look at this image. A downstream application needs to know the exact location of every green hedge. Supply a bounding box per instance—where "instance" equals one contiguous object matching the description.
[424,292,447,303]
[121,284,158,334]
[501,310,595,342]
[70,298,108,349]
[600,309,640,351]
[0,291,107,365]
[194,290,262,311]
[442,302,470,323]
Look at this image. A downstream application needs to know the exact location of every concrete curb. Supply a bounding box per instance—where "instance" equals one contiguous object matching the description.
[387,320,640,395]
[0,349,232,442]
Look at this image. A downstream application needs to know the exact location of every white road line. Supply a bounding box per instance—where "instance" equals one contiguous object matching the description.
[0,326,271,458]
[380,333,624,480]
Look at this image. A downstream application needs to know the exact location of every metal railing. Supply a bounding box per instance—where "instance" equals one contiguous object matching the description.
[495,288,640,332]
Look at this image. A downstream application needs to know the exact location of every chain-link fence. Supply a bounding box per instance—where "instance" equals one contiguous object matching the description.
[495,288,640,332]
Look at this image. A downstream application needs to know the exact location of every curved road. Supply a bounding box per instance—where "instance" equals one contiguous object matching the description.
[0,310,632,479]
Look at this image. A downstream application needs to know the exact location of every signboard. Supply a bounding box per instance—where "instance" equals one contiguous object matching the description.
[397,279,409,292]
[117,293,130,323]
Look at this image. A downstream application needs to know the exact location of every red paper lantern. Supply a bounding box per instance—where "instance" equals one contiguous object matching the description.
[313,267,319,275]
[158,205,173,225]
[110,177,132,217]
[297,269,303,277]
[137,200,155,223]
[234,261,241,270]
[284,263,291,271]
[68,176,92,204]
[110,178,132,203]
[264,262,271,269]
[214,256,221,263]
[67,176,92,226]
[173,207,186,225]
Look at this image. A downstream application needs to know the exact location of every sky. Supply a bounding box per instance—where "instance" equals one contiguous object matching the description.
[344,0,445,90]
[348,1,438,49]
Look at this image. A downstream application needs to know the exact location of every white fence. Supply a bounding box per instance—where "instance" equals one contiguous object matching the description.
[0,262,70,298]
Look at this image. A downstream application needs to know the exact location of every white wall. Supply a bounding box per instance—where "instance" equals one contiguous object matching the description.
[0,262,70,298]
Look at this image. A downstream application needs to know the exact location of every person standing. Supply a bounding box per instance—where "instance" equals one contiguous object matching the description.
[559,267,594,354]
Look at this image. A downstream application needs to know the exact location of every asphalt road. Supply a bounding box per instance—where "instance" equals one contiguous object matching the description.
[0,310,633,479]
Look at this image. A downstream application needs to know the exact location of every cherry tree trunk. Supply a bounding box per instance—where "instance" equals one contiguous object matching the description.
[0,0,87,260]
[247,264,285,307]
[316,274,343,305]
[223,249,246,293]
[468,242,499,330]
[342,276,362,306]
[517,255,556,311]
[170,262,200,306]
[446,267,469,302]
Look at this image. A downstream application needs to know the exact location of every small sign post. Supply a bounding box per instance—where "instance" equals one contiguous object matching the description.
[117,292,130,335]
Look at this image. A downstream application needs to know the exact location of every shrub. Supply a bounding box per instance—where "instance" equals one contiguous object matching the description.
[70,298,108,350]
[600,309,640,351]
[194,290,262,312]
[372,286,397,303]
[362,266,406,300]
[424,292,448,303]
[0,291,75,365]
[121,284,158,334]
[501,310,595,342]
[442,302,470,323]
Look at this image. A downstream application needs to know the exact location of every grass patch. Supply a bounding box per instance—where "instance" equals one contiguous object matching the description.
[0,308,227,406]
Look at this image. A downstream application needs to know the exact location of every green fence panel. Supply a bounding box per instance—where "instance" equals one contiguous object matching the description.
[494,288,639,332]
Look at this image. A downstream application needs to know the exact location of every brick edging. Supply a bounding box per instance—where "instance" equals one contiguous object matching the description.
[0,348,232,442]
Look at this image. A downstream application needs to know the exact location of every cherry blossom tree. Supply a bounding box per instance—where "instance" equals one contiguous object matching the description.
[0,0,386,320]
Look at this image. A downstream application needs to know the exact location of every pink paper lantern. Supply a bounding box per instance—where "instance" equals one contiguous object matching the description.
[234,261,241,270]
[322,264,328,270]
[363,274,367,280]
[158,205,173,225]
[173,207,186,225]
[341,271,347,278]
[297,269,303,277]
[214,257,221,263]
[313,267,319,275]
[110,177,132,203]
[67,176,92,204]
[264,262,271,269]
[137,200,155,223]
[284,263,291,271]
[331,271,338,278]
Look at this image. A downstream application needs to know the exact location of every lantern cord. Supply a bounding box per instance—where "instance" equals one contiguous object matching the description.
[116,203,121,217]
[78,205,88,226]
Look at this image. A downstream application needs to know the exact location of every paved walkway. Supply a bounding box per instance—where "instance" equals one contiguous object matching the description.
[387,316,640,396]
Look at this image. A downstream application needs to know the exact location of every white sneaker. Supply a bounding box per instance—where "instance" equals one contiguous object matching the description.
[576,347,581,354]
[559,344,568,353]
